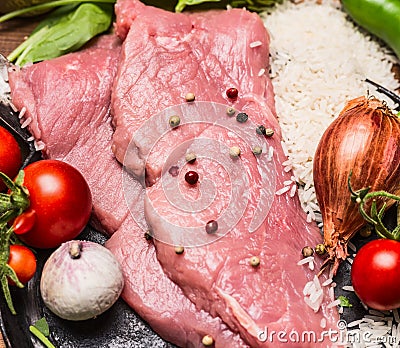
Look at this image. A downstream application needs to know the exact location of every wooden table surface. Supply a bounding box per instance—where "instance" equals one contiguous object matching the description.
[0,15,42,348]
[0,17,41,57]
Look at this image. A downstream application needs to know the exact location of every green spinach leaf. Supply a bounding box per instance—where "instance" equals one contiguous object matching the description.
[8,2,113,66]
[175,0,220,13]
[175,0,281,12]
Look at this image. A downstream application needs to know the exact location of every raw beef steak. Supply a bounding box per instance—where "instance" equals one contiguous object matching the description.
[111,0,277,186]
[112,1,339,347]
[8,34,249,348]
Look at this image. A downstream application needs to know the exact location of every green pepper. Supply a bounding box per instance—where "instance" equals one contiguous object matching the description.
[341,0,400,59]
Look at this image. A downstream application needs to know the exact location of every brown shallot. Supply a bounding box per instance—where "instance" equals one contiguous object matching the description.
[313,96,400,274]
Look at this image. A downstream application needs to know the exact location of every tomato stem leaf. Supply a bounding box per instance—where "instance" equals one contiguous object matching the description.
[0,273,16,315]
[349,172,400,241]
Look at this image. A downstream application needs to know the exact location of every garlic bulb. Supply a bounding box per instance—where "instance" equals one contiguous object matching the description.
[40,240,124,321]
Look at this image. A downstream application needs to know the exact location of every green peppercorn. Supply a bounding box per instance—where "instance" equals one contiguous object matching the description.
[252,146,263,156]
[229,146,241,158]
[169,115,180,128]
[315,243,326,255]
[250,256,260,267]
[202,335,214,346]
[175,246,184,254]
[185,152,197,163]
[301,246,314,258]
[265,128,274,137]
[359,225,373,238]
[226,107,236,117]
[185,92,195,102]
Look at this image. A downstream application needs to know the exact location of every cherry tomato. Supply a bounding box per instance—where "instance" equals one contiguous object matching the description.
[7,245,37,285]
[12,208,37,235]
[18,160,92,249]
[0,126,22,192]
[351,239,400,310]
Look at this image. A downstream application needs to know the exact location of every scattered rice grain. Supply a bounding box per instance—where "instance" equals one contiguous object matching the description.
[263,0,399,220]
[21,117,32,129]
[250,40,262,48]
[18,106,26,119]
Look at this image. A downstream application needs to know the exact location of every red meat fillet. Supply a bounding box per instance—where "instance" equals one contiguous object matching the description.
[111,1,339,347]
[111,0,277,186]
[8,35,249,348]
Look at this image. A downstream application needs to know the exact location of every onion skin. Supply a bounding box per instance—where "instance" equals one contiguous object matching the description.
[313,96,400,274]
[40,240,124,321]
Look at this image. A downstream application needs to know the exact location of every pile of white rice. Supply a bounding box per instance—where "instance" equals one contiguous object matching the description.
[262,0,399,225]
[262,1,400,347]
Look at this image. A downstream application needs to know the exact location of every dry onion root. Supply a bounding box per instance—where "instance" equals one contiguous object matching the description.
[313,96,400,275]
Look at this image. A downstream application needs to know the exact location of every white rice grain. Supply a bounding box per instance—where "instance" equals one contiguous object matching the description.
[18,106,26,119]
[342,285,354,292]
[275,186,290,195]
[297,256,314,265]
[327,299,341,309]
[21,117,32,129]
[263,0,399,220]
[321,278,333,287]
[250,40,262,48]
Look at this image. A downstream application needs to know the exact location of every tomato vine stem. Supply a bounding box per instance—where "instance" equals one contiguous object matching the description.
[348,171,400,240]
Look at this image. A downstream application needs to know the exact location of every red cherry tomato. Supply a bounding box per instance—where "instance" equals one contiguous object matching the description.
[0,126,22,192]
[18,160,92,249]
[351,239,400,310]
[12,208,37,235]
[7,245,37,285]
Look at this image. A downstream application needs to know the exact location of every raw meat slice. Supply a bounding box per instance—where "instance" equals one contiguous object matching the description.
[9,36,128,233]
[146,123,339,347]
[110,1,339,346]
[8,35,249,347]
[106,215,249,348]
[111,0,277,186]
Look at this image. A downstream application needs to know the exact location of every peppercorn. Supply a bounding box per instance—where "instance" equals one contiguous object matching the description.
[229,146,241,158]
[252,146,263,156]
[168,165,179,177]
[256,125,267,135]
[236,112,248,123]
[185,152,197,164]
[202,335,214,346]
[265,128,274,137]
[185,171,199,185]
[175,246,184,254]
[185,92,195,102]
[226,87,238,99]
[359,225,373,238]
[144,231,153,241]
[226,107,236,117]
[205,220,218,234]
[169,115,180,128]
[250,256,260,267]
[315,243,326,255]
[301,246,314,258]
